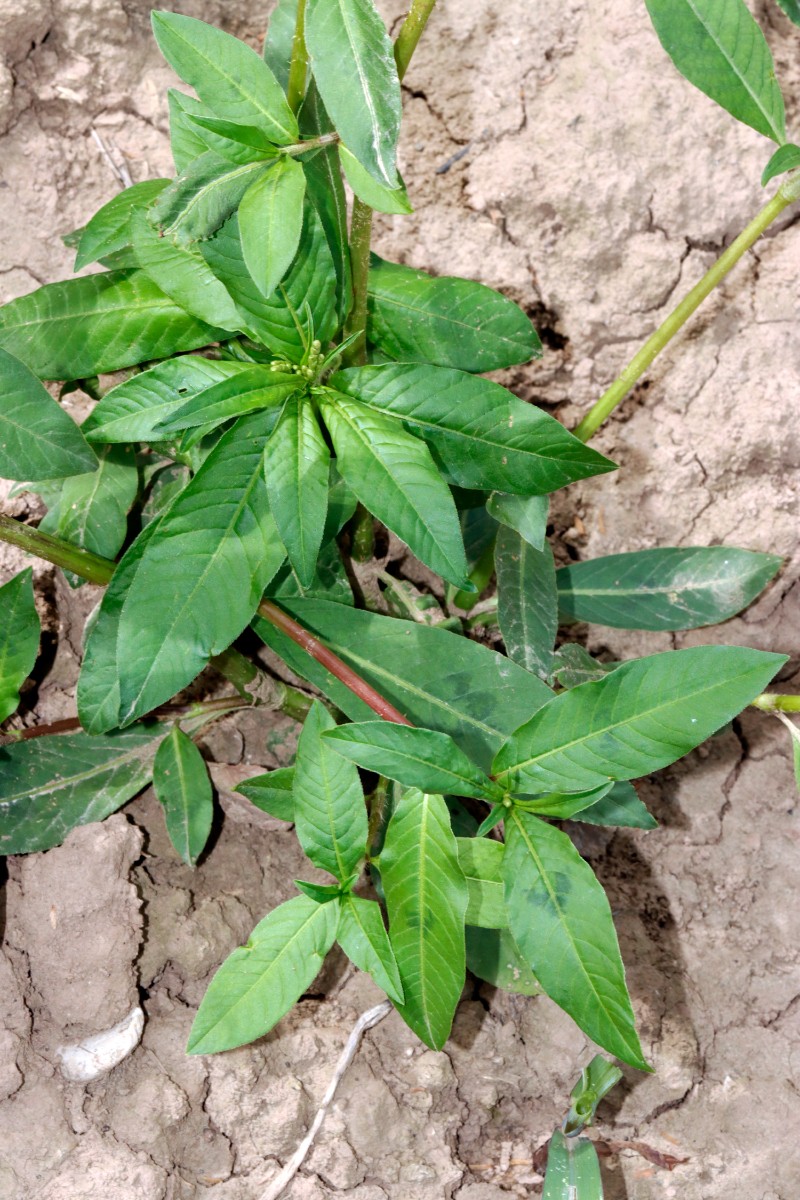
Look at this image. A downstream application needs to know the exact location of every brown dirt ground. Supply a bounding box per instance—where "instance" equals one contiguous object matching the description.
[1,1,799,1197]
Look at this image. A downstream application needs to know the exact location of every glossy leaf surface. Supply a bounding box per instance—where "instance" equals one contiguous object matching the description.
[0,570,40,723]
[543,1131,602,1200]
[457,836,506,929]
[762,142,800,185]
[153,724,214,865]
[496,527,557,677]
[154,370,299,436]
[264,394,330,586]
[300,82,352,323]
[0,348,98,479]
[576,781,658,830]
[339,146,412,214]
[236,766,295,820]
[337,894,404,1003]
[465,926,541,995]
[487,492,548,551]
[39,443,138,575]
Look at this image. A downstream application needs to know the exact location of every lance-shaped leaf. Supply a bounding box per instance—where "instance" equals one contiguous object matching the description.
[575,781,657,830]
[380,789,468,1049]
[84,357,259,444]
[236,766,295,820]
[645,0,785,143]
[0,726,162,854]
[487,492,548,551]
[466,926,541,996]
[200,204,337,359]
[153,370,299,436]
[0,570,39,724]
[496,527,557,678]
[367,257,541,371]
[504,809,648,1069]
[494,646,786,794]
[153,724,214,866]
[239,157,306,298]
[268,537,354,606]
[150,153,270,245]
[762,142,800,186]
[0,271,225,381]
[337,894,404,1003]
[331,364,614,495]
[320,390,470,587]
[181,100,281,165]
[305,0,401,187]
[550,644,617,690]
[263,0,299,88]
[543,1130,603,1200]
[151,11,298,145]
[324,722,503,801]
[293,700,368,880]
[456,837,507,929]
[300,81,352,324]
[556,546,782,631]
[169,88,223,172]
[74,179,171,270]
[79,413,285,732]
[254,598,553,768]
[339,146,413,214]
[0,348,98,479]
[187,895,338,1054]
[515,784,613,820]
[264,394,330,587]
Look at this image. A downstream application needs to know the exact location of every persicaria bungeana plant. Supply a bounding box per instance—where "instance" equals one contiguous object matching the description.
[1,0,799,1191]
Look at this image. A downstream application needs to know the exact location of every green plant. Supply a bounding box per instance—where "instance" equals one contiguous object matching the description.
[1,0,798,1158]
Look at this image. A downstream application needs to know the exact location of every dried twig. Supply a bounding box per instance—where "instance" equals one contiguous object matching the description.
[90,127,133,188]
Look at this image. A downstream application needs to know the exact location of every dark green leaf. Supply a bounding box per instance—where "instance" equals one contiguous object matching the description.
[496,527,557,677]
[39,443,138,577]
[515,784,613,819]
[169,88,221,172]
[339,146,412,214]
[494,646,786,793]
[776,0,800,25]
[367,257,541,371]
[337,894,404,1003]
[153,369,299,436]
[762,142,800,185]
[456,836,507,928]
[187,895,338,1053]
[153,724,214,865]
[186,111,280,164]
[253,598,553,768]
[465,926,542,995]
[320,389,470,586]
[263,0,299,88]
[381,789,467,1049]
[575,781,658,830]
[487,492,548,550]
[74,180,170,270]
[264,394,330,586]
[239,158,306,297]
[293,700,368,881]
[332,364,614,495]
[78,413,286,732]
[325,723,503,801]
[268,537,353,605]
[644,0,785,142]
[0,271,224,381]
[299,82,352,324]
[151,11,298,145]
[141,463,190,526]
[0,348,98,478]
[150,152,269,244]
[556,546,782,631]
[0,726,161,854]
[475,806,505,837]
[0,570,39,724]
[543,1130,603,1200]
[236,766,295,820]
[295,879,343,903]
[305,0,401,186]
[550,644,617,689]
[504,809,648,1069]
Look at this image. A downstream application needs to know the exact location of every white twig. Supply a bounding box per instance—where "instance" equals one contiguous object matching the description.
[91,128,133,188]
[261,1000,392,1200]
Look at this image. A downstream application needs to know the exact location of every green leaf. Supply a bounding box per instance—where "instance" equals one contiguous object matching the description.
[339,145,412,214]
[268,537,354,605]
[153,724,214,865]
[644,0,786,143]
[84,357,259,444]
[543,1131,603,1200]
[264,394,330,587]
[153,370,299,436]
[381,789,468,1049]
[576,781,658,830]
[129,207,243,330]
[151,11,298,145]
[487,492,548,551]
[456,836,507,929]
[494,646,786,793]
[295,879,343,903]
[762,142,800,185]
[465,926,541,995]
[496,527,557,678]
[187,895,338,1054]
[556,546,782,631]
[332,364,614,495]
[141,463,190,526]
[293,700,368,881]
[505,809,648,1069]
[515,784,613,819]
[0,271,224,381]
[776,0,800,26]
[169,88,221,172]
[78,413,286,732]
[367,257,541,371]
[319,390,470,587]
[299,82,352,324]
[74,179,171,270]
[236,766,295,820]
[150,152,270,245]
[305,0,401,187]
[0,348,98,479]
[39,443,138,577]
[0,570,40,724]
[263,0,299,88]
[0,726,161,854]
[199,203,337,358]
[239,158,306,298]
[253,598,553,768]
[185,111,280,165]
[337,894,404,1004]
[324,723,504,801]
[550,644,617,689]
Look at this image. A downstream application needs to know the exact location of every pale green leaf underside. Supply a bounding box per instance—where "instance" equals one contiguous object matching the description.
[762,142,800,185]
[495,527,558,677]
[543,1130,603,1199]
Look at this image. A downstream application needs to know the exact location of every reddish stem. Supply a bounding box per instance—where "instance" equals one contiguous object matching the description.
[257,599,413,725]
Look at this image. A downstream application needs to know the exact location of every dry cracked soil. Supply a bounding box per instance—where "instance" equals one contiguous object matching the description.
[1,1,799,1197]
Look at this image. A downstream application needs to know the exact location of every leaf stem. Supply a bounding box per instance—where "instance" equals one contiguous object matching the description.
[3,695,254,742]
[286,0,309,115]
[283,132,340,157]
[573,184,797,443]
[0,513,114,585]
[394,0,437,81]
[750,693,800,713]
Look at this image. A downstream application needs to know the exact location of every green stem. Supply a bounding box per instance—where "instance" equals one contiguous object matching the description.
[286,0,309,115]
[394,0,437,81]
[750,693,800,713]
[0,513,114,585]
[283,132,339,157]
[574,185,796,443]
